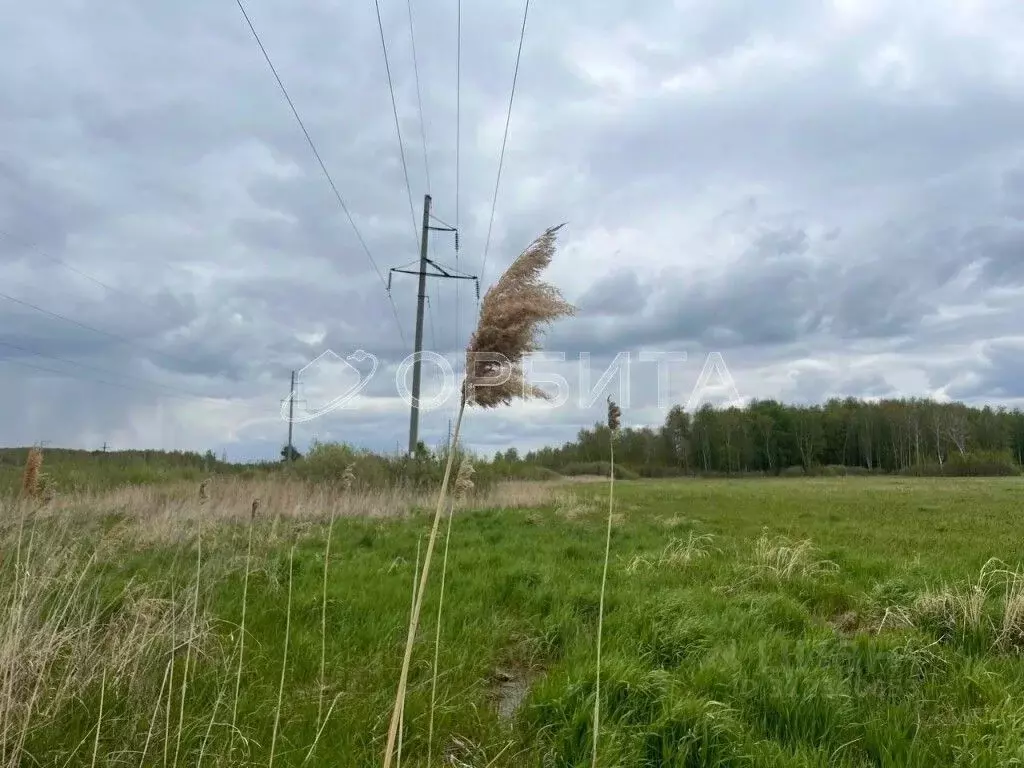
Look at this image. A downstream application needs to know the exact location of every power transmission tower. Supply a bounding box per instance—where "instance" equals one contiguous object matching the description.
[389,194,478,455]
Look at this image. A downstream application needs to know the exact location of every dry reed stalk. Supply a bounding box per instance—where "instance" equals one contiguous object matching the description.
[303,692,343,765]
[90,669,106,768]
[398,537,421,768]
[20,448,42,499]
[268,544,295,768]
[164,584,175,768]
[0,504,30,760]
[12,549,99,760]
[592,396,621,767]
[0,530,196,757]
[383,225,574,768]
[229,500,258,757]
[427,457,474,764]
[196,687,225,767]
[318,497,338,728]
[172,495,204,768]
[139,658,173,768]
[2,513,41,762]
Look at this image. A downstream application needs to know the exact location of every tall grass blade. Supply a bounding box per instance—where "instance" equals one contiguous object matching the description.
[90,669,105,768]
[230,499,257,757]
[269,544,295,768]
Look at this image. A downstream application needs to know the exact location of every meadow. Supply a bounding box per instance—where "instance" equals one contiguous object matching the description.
[4,475,1024,766]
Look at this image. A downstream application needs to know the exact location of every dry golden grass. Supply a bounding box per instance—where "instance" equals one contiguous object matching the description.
[17,478,559,541]
[0,511,209,765]
[906,558,1024,651]
[748,534,839,581]
[623,533,716,573]
[0,474,561,767]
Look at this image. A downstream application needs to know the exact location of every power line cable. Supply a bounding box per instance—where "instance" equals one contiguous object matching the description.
[0,356,192,400]
[0,340,212,399]
[234,0,408,346]
[0,228,140,303]
[373,0,420,250]
[479,0,531,288]
[0,290,210,373]
[455,0,462,371]
[406,0,431,195]
[425,295,437,351]
[1,228,369,365]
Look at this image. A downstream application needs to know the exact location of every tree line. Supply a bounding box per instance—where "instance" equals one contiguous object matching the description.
[516,398,1024,476]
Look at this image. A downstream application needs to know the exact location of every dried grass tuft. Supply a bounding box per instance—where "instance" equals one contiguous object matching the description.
[903,559,1024,651]
[342,463,356,493]
[464,224,575,408]
[21,448,42,499]
[453,458,475,501]
[748,534,838,581]
[0,520,211,762]
[624,533,716,573]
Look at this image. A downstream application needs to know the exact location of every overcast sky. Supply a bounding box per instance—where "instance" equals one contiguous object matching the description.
[2,0,1023,461]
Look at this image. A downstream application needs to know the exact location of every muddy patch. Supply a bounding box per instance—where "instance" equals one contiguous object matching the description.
[488,667,534,723]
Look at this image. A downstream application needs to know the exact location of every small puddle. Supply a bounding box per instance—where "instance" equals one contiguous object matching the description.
[490,667,533,723]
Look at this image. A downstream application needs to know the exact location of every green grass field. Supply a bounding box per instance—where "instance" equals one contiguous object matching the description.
[5,476,1024,766]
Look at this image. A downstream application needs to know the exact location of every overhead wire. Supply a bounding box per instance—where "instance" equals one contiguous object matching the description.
[373,0,421,250]
[0,228,141,304]
[0,339,212,400]
[0,290,214,375]
[4,2,429,414]
[234,0,408,346]
[479,0,531,288]
[425,295,437,351]
[406,0,431,195]
[455,0,462,370]
[0,232,329,407]
[0,356,192,400]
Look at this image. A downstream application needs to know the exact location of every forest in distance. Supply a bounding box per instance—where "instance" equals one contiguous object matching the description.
[520,397,1024,477]
[5,397,1024,490]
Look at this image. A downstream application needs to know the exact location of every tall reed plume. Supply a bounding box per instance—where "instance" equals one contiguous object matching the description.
[21,448,42,499]
[382,225,575,767]
[592,395,621,766]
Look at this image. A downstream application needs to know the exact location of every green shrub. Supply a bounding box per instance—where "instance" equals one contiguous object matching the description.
[819,465,846,477]
[558,462,639,480]
[900,451,1021,478]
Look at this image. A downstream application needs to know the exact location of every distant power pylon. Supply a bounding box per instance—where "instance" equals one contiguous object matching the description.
[281,370,307,461]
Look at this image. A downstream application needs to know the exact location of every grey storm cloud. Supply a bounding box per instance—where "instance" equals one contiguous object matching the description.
[2,0,1024,458]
